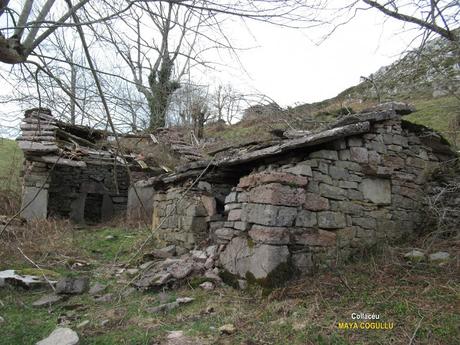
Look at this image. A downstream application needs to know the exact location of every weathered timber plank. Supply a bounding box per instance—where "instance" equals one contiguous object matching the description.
[55,128,96,148]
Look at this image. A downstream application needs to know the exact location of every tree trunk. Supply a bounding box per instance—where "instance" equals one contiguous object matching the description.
[70,64,76,125]
[0,36,27,64]
[147,55,179,130]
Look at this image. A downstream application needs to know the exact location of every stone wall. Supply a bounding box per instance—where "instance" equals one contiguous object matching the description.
[22,161,130,223]
[48,163,129,223]
[126,171,161,224]
[20,161,49,220]
[127,184,155,224]
[152,186,218,250]
[217,118,441,284]
[423,162,460,234]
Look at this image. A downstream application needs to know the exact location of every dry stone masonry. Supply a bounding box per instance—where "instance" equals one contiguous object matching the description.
[18,104,458,288]
[18,109,133,223]
[152,186,218,250]
[145,103,457,286]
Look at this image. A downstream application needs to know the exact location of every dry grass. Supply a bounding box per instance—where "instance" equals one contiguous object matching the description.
[0,189,21,215]
[0,218,76,269]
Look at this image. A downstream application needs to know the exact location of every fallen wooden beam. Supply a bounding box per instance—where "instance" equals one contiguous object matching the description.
[55,128,96,148]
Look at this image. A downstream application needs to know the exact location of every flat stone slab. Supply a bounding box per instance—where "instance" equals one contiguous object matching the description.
[36,327,79,345]
[404,250,425,262]
[361,178,391,204]
[56,277,89,295]
[165,330,207,345]
[220,237,290,281]
[88,283,107,295]
[146,297,194,313]
[0,270,56,290]
[151,245,176,259]
[428,251,450,263]
[32,294,65,307]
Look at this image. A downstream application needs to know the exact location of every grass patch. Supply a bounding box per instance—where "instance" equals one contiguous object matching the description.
[0,287,59,345]
[15,268,61,279]
[76,226,150,263]
[0,138,23,192]
[406,96,460,147]
[0,138,23,214]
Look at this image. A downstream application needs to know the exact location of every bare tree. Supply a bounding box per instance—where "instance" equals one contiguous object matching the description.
[99,1,224,130]
[210,83,246,124]
[0,0,93,64]
[0,0,323,133]
[168,82,211,135]
[361,0,459,43]
[314,1,459,48]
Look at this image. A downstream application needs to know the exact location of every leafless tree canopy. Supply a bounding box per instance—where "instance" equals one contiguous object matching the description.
[0,0,323,132]
[0,1,458,134]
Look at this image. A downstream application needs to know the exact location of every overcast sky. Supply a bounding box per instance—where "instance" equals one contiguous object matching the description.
[200,8,421,107]
[0,3,424,137]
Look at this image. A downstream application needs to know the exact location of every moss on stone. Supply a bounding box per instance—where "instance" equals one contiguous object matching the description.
[16,268,61,279]
[245,260,294,290]
[188,276,211,288]
[218,269,240,289]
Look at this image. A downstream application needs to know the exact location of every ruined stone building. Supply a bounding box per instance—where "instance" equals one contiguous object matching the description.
[17,108,204,224]
[136,103,456,284]
[18,104,457,285]
[18,109,134,223]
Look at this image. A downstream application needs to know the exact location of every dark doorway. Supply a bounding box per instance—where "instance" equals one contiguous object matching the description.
[84,193,103,223]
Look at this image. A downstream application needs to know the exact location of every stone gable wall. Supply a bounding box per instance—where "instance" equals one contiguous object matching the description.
[47,163,129,222]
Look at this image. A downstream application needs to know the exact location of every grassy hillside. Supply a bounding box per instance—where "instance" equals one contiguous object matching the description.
[273,33,460,149]
[0,138,23,214]
[203,94,460,155]
[0,138,22,190]
[405,96,460,146]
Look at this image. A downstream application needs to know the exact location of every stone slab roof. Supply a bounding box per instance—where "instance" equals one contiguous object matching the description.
[139,102,455,188]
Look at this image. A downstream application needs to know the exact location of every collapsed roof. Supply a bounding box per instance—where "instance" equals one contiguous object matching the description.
[17,108,206,174]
